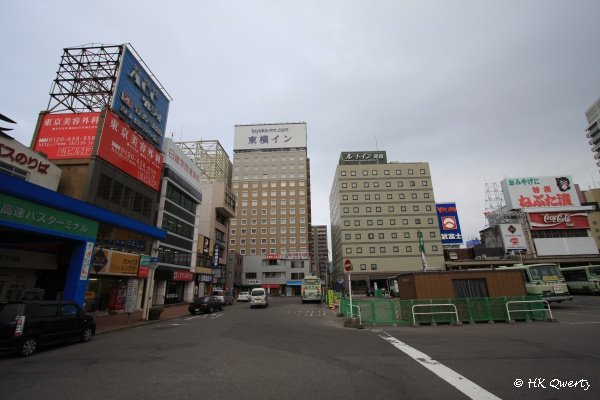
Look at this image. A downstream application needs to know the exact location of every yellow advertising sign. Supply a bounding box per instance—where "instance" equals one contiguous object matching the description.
[109,252,140,275]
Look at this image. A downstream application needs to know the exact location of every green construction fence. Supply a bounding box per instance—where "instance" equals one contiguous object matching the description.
[339,295,549,325]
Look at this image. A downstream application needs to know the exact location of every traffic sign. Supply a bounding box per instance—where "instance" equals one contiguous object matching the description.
[344,259,353,273]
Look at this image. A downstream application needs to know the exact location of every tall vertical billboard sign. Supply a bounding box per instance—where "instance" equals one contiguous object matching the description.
[111,45,170,150]
[436,202,463,245]
[97,110,163,191]
[501,176,581,210]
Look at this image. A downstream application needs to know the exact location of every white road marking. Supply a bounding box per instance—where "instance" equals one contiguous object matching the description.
[379,333,501,400]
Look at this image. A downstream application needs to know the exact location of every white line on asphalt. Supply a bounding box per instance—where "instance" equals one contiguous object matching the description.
[559,321,600,324]
[379,333,501,400]
[555,311,600,318]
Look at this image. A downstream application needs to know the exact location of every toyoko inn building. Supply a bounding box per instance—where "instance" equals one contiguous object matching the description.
[228,123,313,296]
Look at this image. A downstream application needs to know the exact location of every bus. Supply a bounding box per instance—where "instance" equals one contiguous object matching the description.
[301,276,322,304]
[498,263,572,303]
[559,265,600,295]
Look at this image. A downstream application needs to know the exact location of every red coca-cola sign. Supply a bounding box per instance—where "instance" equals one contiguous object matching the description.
[529,212,589,230]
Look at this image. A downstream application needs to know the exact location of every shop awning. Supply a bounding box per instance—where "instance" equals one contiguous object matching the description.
[262,284,281,289]
[286,281,302,286]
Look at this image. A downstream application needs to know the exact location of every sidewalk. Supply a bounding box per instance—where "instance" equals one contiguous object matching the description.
[94,303,190,335]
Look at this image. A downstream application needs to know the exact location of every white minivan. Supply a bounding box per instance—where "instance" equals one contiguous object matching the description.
[250,288,269,309]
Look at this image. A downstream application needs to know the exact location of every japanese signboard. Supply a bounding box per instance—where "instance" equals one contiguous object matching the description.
[501,176,581,210]
[499,224,528,252]
[528,212,590,230]
[339,151,387,165]
[0,193,98,241]
[97,110,163,191]
[163,138,202,187]
[91,249,139,276]
[34,112,100,159]
[111,45,170,149]
[233,123,307,150]
[173,270,194,281]
[80,242,94,280]
[285,252,310,260]
[436,202,463,245]
[2,135,61,190]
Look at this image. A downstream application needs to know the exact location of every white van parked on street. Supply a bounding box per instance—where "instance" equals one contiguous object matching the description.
[250,288,269,309]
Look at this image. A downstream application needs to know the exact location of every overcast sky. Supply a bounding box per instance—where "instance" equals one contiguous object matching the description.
[3,1,600,242]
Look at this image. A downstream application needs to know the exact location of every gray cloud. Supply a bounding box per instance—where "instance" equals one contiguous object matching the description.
[3,0,600,241]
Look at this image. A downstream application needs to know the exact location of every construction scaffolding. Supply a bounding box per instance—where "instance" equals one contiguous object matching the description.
[47,44,123,113]
[484,182,526,227]
[46,43,172,114]
[175,140,232,184]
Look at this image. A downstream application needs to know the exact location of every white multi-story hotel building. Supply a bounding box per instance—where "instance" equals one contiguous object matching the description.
[329,151,445,285]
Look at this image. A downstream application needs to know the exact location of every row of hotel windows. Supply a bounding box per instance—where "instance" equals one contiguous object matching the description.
[344,244,439,254]
[238,190,307,197]
[230,237,308,245]
[343,205,432,213]
[234,173,305,180]
[234,180,306,189]
[239,208,307,216]
[240,199,305,208]
[236,248,308,256]
[235,155,305,163]
[342,217,436,226]
[235,163,305,172]
[341,180,428,188]
[341,192,430,201]
[232,227,307,235]
[231,217,307,225]
[340,168,427,176]
[344,231,437,240]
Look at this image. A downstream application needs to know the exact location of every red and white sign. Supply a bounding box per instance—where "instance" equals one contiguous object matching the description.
[172,270,194,281]
[137,266,150,278]
[529,212,590,230]
[344,259,353,273]
[499,224,528,251]
[98,111,163,191]
[441,216,457,230]
[501,176,581,210]
[266,254,282,260]
[34,112,100,159]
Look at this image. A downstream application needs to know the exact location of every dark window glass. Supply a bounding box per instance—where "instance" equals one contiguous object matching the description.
[110,181,123,204]
[98,175,111,200]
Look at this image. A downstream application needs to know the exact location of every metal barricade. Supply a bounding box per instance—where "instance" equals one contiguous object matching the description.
[350,304,362,326]
[411,303,459,325]
[505,300,553,322]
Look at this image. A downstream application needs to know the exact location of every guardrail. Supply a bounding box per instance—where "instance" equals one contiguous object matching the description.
[350,304,362,326]
[412,303,460,326]
[505,300,553,322]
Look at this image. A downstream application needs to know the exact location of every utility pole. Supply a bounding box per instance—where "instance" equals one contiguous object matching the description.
[418,230,428,272]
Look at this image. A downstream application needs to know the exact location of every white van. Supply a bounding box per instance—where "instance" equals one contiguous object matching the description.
[212,289,233,305]
[250,288,269,309]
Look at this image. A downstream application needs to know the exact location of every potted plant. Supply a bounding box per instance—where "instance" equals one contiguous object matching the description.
[148,306,164,320]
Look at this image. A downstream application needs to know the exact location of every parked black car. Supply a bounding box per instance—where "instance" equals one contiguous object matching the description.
[188,296,224,315]
[0,300,96,357]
